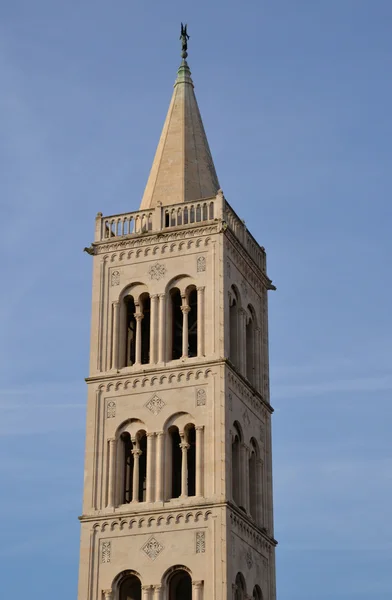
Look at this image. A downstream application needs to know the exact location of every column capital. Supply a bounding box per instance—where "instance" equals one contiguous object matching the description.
[195,424,204,431]
[103,590,113,600]
[132,448,143,457]
[108,437,116,444]
[179,441,190,451]
[158,292,166,298]
[156,430,164,437]
[196,285,205,292]
[153,584,162,591]
[146,431,156,438]
[150,294,159,300]
[142,585,154,591]
[134,312,144,322]
[112,299,119,307]
[181,304,191,314]
[192,580,204,588]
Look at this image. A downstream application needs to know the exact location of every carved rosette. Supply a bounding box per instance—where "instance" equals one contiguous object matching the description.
[145,393,165,415]
[148,263,166,280]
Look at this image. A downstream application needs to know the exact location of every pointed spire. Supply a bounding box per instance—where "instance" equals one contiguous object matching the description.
[139,28,220,210]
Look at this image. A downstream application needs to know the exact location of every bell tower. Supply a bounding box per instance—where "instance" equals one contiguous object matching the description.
[77,29,277,600]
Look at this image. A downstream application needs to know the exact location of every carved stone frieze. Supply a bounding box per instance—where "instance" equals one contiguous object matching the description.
[91,509,213,533]
[96,367,214,394]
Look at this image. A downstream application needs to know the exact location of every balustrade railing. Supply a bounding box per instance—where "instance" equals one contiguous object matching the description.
[94,193,265,271]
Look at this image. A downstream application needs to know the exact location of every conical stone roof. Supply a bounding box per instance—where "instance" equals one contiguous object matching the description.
[140,60,220,209]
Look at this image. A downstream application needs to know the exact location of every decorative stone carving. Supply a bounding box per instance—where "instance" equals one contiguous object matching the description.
[196,388,206,406]
[246,548,253,569]
[243,408,250,428]
[111,270,120,286]
[197,256,206,272]
[141,536,164,560]
[196,531,206,553]
[148,263,166,280]
[106,401,116,418]
[101,541,111,563]
[145,393,165,415]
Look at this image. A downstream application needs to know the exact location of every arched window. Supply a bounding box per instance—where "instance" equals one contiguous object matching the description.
[232,424,242,507]
[169,570,192,600]
[125,296,136,366]
[170,426,182,498]
[140,294,151,365]
[249,439,258,521]
[229,288,239,367]
[187,287,198,358]
[119,574,142,600]
[171,288,183,360]
[246,310,255,385]
[120,429,147,503]
[253,585,263,600]
[235,573,246,600]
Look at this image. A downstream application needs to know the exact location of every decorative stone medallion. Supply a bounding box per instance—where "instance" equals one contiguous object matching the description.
[195,531,206,553]
[197,256,206,272]
[111,270,120,286]
[196,388,206,406]
[106,401,116,419]
[148,263,166,280]
[246,548,253,569]
[101,541,111,563]
[141,536,164,560]
[145,394,165,416]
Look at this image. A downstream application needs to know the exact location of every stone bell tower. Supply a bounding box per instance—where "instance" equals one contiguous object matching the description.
[77,29,277,600]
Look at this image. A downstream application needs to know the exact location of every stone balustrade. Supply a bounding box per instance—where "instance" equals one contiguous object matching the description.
[94,192,265,272]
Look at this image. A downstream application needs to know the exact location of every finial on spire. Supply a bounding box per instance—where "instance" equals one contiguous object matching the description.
[180,23,190,59]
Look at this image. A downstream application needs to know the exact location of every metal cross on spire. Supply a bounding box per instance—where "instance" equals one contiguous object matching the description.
[180,22,190,59]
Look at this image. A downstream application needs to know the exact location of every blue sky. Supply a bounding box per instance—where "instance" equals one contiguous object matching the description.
[1,1,391,598]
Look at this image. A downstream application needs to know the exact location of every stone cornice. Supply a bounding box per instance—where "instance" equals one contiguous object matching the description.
[91,223,220,255]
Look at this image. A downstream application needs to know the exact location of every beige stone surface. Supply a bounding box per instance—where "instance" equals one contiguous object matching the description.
[140,61,220,209]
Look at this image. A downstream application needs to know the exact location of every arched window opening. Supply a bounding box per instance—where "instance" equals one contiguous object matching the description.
[177,209,183,226]
[137,432,147,502]
[121,432,134,504]
[165,211,170,227]
[202,203,208,220]
[169,570,192,600]
[188,288,198,358]
[246,314,255,384]
[253,585,263,600]
[119,574,142,600]
[209,202,214,220]
[186,425,196,497]
[184,207,189,224]
[190,206,195,222]
[140,294,151,365]
[232,426,241,507]
[235,573,246,600]
[229,292,239,367]
[249,442,258,520]
[125,296,136,366]
[171,288,183,360]
[170,427,182,498]
[196,204,201,222]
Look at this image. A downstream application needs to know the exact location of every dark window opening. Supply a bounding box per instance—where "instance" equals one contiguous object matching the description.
[138,433,147,502]
[140,296,151,365]
[246,318,255,384]
[196,205,201,221]
[165,212,170,227]
[202,203,208,220]
[121,432,134,504]
[184,207,189,224]
[187,426,196,497]
[171,428,182,498]
[190,206,195,222]
[119,575,142,600]
[188,289,198,357]
[169,571,192,600]
[249,448,257,520]
[209,202,214,219]
[171,289,183,360]
[126,297,136,366]
[229,298,238,366]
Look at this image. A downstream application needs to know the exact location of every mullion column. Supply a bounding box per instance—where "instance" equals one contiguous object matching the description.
[158,293,166,363]
[134,305,143,365]
[111,301,120,370]
[196,286,205,357]
[155,431,164,502]
[132,443,142,503]
[180,435,190,497]
[195,425,204,496]
[146,432,155,503]
[107,438,116,508]
[181,296,191,358]
[150,295,159,364]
